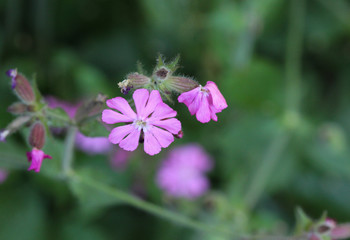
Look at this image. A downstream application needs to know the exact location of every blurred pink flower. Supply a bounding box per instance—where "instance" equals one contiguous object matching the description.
[75,132,111,155]
[102,89,181,155]
[156,144,213,199]
[27,148,52,172]
[0,169,8,183]
[178,81,227,123]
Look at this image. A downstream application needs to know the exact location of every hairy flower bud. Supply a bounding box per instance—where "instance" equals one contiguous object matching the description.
[122,73,151,92]
[7,102,32,115]
[6,69,35,103]
[164,76,199,93]
[29,122,46,149]
[75,94,107,122]
[154,67,170,80]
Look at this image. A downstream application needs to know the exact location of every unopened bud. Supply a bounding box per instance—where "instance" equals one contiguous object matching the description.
[164,76,199,93]
[317,219,336,235]
[8,102,31,115]
[0,129,10,142]
[125,73,151,90]
[29,122,46,149]
[6,69,35,103]
[75,94,107,122]
[154,67,170,80]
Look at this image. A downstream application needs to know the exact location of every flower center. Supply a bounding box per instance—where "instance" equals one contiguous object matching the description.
[133,119,149,132]
[199,85,210,96]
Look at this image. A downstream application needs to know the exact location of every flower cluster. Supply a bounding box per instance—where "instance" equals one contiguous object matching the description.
[156,144,213,199]
[103,56,227,155]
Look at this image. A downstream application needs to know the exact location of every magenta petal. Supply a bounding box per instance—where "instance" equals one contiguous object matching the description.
[148,103,177,121]
[144,131,161,156]
[102,109,133,124]
[141,90,163,118]
[106,97,136,119]
[150,126,174,148]
[151,118,181,134]
[188,92,202,115]
[205,81,227,110]
[44,154,52,159]
[133,89,149,116]
[178,87,199,107]
[119,128,141,151]
[26,152,32,162]
[109,124,134,144]
[196,96,211,123]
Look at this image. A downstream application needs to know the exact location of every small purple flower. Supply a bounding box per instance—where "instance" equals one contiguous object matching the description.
[0,169,8,183]
[178,81,227,123]
[6,69,18,89]
[156,144,213,199]
[27,148,52,172]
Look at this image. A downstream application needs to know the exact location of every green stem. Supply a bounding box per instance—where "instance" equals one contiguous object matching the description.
[62,126,77,177]
[244,132,289,209]
[244,0,305,209]
[71,172,233,238]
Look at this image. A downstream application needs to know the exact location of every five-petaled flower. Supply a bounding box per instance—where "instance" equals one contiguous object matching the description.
[178,81,227,123]
[27,148,52,172]
[102,89,181,155]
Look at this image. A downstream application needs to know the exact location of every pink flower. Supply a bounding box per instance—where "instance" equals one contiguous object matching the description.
[178,81,227,123]
[27,148,52,172]
[102,89,181,156]
[156,144,213,199]
[110,147,131,170]
[0,169,8,183]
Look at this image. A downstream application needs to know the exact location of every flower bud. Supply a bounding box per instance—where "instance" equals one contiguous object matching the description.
[7,102,32,115]
[164,76,199,93]
[120,73,151,94]
[154,67,170,80]
[29,122,46,149]
[6,69,35,103]
[75,94,107,122]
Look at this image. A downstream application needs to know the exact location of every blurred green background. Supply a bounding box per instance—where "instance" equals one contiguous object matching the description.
[1,0,350,239]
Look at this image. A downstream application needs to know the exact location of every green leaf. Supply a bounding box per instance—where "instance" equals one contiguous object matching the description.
[294,207,313,234]
[78,118,109,138]
[46,107,71,128]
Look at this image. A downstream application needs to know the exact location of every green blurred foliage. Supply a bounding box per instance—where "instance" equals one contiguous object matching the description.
[1,0,350,239]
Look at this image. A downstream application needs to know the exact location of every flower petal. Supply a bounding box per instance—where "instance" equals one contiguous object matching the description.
[196,96,211,123]
[144,131,161,156]
[133,89,149,117]
[151,118,181,134]
[102,109,133,124]
[149,103,177,121]
[178,87,200,107]
[188,92,202,115]
[106,97,136,119]
[119,128,141,151]
[141,90,163,118]
[108,124,135,144]
[150,126,174,148]
[205,81,227,110]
